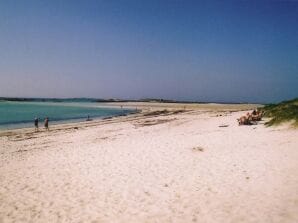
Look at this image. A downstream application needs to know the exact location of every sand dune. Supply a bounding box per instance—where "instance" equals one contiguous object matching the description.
[0,105,297,223]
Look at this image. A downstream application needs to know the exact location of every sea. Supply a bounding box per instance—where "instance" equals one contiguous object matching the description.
[0,101,134,130]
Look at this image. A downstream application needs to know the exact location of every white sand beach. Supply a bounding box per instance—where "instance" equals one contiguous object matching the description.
[0,103,297,223]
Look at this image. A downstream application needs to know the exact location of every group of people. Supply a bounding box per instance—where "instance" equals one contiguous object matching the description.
[237,109,264,125]
[34,117,49,131]
[34,115,92,131]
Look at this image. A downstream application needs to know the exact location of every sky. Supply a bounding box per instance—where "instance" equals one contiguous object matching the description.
[0,0,297,103]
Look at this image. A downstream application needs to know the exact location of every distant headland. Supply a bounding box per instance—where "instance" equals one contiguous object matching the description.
[0,97,258,104]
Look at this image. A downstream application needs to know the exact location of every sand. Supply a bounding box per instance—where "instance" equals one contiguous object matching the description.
[0,103,297,223]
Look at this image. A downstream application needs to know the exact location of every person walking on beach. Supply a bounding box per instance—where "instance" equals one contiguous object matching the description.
[44,117,49,131]
[34,117,39,131]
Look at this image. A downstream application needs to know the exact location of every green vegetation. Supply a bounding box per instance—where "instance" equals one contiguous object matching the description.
[261,98,298,127]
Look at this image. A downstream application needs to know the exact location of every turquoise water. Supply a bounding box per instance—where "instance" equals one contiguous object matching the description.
[0,101,133,130]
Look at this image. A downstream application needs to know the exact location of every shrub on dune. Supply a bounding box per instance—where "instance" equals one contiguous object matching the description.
[262,98,298,127]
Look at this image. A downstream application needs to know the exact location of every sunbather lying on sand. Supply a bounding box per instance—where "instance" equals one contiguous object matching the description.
[251,110,263,121]
[237,115,251,125]
[237,110,263,125]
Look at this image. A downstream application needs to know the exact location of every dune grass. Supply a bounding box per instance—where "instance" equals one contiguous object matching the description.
[262,98,298,127]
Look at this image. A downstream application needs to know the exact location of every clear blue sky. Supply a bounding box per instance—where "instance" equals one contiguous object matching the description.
[0,0,297,103]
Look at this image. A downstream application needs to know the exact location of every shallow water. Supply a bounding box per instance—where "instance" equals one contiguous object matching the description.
[0,101,132,130]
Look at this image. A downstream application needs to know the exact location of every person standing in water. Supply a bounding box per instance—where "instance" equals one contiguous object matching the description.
[44,117,49,131]
[34,117,39,131]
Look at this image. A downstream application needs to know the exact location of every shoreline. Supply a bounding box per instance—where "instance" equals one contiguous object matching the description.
[0,111,142,137]
[0,102,260,137]
[0,110,139,132]
[0,101,138,133]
